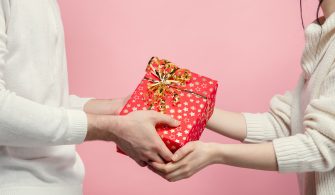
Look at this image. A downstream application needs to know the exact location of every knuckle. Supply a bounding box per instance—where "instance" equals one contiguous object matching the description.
[184,166,191,173]
[147,144,159,153]
[165,176,173,182]
[161,167,168,174]
[167,178,173,182]
[140,156,149,162]
[136,161,146,167]
[152,144,161,152]
[143,151,153,159]
[183,170,192,178]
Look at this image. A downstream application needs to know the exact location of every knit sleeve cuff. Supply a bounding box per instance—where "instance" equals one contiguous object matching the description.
[69,95,94,110]
[65,109,88,144]
[242,113,277,143]
[273,134,321,173]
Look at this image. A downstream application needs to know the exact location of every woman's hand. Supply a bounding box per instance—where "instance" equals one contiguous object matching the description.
[148,141,217,182]
[148,141,278,182]
[83,96,129,115]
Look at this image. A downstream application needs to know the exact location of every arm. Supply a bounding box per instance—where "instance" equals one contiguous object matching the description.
[86,110,180,166]
[82,97,129,115]
[270,66,335,173]
[151,65,335,180]
[69,93,130,116]
[149,141,277,182]
[0,2,176,167]
[206,109,247,141]
[207,90,293,143]
[272,96,335,172]
[0,1,87,146]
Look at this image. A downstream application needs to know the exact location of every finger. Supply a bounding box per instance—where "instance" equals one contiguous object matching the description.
[135,159,148,167]
[121,96,131,108]
[124,95,131,102]
[172,142,195,162]
[167,172,189,182]
[152,112,180,127]
[148,165,167,180]
[165,164,194,182]
[120,147,145,166]
[146,152,165,164]
[149,161,169,173]
[149,161,182,174]
[157,143,174,162]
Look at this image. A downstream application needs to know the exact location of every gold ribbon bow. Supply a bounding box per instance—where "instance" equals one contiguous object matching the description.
[145,57,192,113]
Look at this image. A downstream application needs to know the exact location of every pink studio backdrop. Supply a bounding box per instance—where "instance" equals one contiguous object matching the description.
[58,0,319,194]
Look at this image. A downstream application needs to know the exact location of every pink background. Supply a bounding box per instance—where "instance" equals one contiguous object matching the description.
[58,0,319,194]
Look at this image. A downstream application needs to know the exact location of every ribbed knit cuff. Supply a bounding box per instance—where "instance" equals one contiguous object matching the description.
[242,113,277,143]
[65,109,88,144]
[318,171,335,194]
[0,185,83,195]
[273,134,321,173]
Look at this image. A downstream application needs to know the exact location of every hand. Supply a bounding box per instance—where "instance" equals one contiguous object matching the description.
[86,110,181,167]
[149,141,278,180]
[149,141,217,182]
[83,96,130,115]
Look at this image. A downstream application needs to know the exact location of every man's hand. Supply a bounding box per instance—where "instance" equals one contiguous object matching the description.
[86,110,180,166]
[83,97,129,115]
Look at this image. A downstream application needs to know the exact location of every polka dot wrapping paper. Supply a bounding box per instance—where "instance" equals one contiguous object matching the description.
[117,57,218,154]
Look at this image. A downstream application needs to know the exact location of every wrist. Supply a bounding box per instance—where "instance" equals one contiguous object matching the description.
[85,113,97,141]
[107,115,126,142]
[85,114,119,142]
[207,143,225,165]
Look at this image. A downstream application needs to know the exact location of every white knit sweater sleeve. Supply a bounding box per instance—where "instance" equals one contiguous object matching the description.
[273,65,335,172]
[0,1,88,147]
[242,91,293,143]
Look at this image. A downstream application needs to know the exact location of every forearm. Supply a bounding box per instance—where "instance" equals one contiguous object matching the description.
[0,90,88,146]
[84,99,111,114]
[83,98,126,115]
[206,108,247,141]
[211,142,278,171]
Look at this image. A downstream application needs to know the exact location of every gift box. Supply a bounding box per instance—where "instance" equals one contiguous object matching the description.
[118,57,218,153]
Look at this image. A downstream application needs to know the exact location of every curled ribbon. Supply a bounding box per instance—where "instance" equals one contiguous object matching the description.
[144,57,192,113]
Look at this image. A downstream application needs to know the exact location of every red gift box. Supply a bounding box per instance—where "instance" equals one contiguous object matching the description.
[118,57,218,153]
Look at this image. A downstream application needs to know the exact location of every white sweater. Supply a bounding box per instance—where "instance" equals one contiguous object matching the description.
[243,13,335,195]
[0,1,90,194]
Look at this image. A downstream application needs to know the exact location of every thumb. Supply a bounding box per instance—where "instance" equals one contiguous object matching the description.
[172,142,195,162]
[153,112,180,127]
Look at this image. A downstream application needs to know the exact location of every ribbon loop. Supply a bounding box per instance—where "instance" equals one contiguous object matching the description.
[145,57,192,113]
